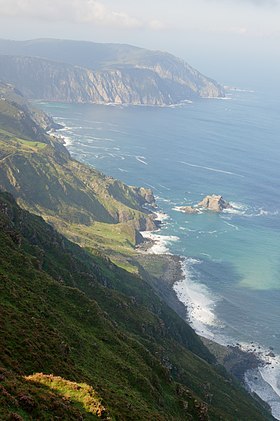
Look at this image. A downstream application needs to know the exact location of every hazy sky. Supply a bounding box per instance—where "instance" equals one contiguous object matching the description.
[0,0,279,88]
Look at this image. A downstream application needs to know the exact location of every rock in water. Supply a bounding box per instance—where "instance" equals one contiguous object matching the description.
[180,206,200,214]
[198,195,232,212]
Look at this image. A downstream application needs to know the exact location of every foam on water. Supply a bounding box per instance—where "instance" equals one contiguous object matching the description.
[179,161,244,177]
[173,257,223,339]
[222,220,240,230]
[141,231,179,254]
[135,156,148,165]
[62,136,73,146]
[173,253,280,419]
[40,93,280,417]
[154,211,170,222]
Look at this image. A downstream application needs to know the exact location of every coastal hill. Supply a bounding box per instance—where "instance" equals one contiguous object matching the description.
[0,38,225,105]
[0,189,273,420]
[0,84,157,248]
[0,82,275,420]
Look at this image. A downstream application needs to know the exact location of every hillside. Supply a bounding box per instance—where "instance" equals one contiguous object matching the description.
[0,39,225,105]
[0,191,273,420]
[0,84,157,265]
[0,83,274,419]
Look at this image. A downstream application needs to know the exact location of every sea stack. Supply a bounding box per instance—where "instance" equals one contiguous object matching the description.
[198,195,232,212]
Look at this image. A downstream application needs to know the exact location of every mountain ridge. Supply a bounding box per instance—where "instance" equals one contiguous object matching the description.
[0,83,274,420]
[0,38,225,105]
[0,190,273,420]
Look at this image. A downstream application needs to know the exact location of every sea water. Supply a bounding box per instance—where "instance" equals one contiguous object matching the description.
[39,89,280,418]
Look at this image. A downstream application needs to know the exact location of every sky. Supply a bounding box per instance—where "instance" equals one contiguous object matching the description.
[0,0,279,89]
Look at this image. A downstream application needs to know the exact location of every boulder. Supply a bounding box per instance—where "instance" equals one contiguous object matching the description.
[180,206,199,214]
[198,195,232,212]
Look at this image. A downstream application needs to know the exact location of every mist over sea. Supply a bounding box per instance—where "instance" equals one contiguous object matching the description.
[39,89,280,418]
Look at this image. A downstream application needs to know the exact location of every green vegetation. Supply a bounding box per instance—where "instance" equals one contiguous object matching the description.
[0,370,103,420]
[0,84,274,419]
[0,39,225,106]
[0,85,156,272]
[0,191,273,420]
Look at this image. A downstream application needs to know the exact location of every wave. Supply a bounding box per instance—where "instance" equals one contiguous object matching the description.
[172,206,187,213]
[136,156,148,165]
[227,87,255,93]
[255,208,279,217]
[158,183,171,191]
[62,136,73,146]
[141,232,179,255]
[173,256,280,419]
[223,202,279,219]
[173,257,222,338]
[244,344,280,420]
[223,202,248,215]
[223,220,240,231]
[154,211,170,222]
[172,205,203,215]
[179,161,245,178]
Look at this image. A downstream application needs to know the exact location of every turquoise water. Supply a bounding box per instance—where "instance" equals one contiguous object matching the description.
[39,90,280,417]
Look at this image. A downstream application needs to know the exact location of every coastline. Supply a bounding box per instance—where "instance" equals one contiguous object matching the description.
[48,111,279,420]
[138,211,277,417]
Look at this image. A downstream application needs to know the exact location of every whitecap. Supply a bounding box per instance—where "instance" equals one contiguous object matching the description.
[140,232,179,255]
[173,257,222,338]
[63,136,73,146]
[223,220,240,231]
[158,183,171,191]
[179,161,244,178]
[173,257,280,418]
[223,202,248,215]
[172,206,187,213]
[136,156,148,165]
[255,208,279,217]
[154,211,170,223]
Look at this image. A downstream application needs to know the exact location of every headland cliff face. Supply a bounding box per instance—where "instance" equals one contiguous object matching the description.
[0,39,225,105]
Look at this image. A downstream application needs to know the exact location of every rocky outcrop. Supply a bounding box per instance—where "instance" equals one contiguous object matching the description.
[198,195,232,212]
[0,39,225,105]
[0,82,61,141]
[180,205,200,214]
[0,85,157,232]
[178,195,232,214]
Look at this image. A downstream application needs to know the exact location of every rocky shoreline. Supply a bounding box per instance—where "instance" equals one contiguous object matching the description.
[137,232,268,387]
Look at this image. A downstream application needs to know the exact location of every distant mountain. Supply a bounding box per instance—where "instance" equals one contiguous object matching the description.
[0,39,225,105]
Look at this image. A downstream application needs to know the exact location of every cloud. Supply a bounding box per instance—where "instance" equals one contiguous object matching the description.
[210,0,279,5]
[0,0,166,30]
[245,0,279,4]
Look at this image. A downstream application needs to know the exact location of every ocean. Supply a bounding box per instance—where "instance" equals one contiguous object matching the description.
[39,89,280,419]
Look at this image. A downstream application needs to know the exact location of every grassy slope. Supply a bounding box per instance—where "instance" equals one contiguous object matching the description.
[0,89,159,275]
[0,86,273,419]
[0,191,273,420]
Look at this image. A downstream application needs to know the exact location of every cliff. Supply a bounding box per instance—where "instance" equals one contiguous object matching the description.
[0,191,273,420]
[0,83,274,420]
[0,39,225,105]
[0,84,156,228]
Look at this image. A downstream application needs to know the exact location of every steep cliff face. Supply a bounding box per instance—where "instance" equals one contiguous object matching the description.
[0,191,273,420]
[0,82,59,141]
[0,85,157,235]
[0,39,225,105]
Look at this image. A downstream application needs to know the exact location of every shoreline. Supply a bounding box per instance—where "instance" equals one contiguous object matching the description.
[49,113,279,419]
[139,213,278,418]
